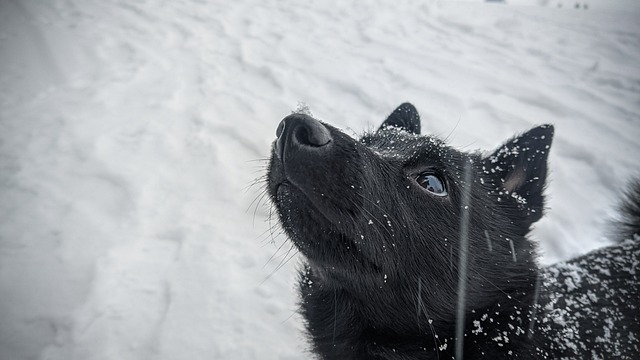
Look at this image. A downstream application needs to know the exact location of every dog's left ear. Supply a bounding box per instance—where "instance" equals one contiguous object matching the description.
[481,124,554,225]
[378,102,421,134]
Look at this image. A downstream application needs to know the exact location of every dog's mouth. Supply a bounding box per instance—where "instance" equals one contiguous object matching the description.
[274,180,294,199]
[274,181,286,198]
[275,178,357,223]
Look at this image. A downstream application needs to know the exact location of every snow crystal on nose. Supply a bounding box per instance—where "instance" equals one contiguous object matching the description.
[293,102,313,117]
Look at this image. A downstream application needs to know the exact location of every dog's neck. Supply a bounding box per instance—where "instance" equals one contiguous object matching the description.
[299,263,542,359]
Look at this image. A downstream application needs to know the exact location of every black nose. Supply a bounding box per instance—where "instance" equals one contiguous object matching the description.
[275,114,332,160]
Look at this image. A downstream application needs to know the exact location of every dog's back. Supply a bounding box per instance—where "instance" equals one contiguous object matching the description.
[539,181,640,358]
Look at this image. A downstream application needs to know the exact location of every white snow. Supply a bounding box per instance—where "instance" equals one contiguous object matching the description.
[0,1,639,359]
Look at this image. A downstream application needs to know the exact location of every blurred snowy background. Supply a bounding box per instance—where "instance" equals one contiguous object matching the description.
[0,0,638,359]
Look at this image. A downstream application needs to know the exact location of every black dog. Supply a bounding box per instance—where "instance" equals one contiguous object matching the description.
[266,103,639,359]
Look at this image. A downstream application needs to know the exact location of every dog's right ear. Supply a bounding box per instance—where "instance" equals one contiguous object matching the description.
[481,124,554,226]
[378,103,421,134]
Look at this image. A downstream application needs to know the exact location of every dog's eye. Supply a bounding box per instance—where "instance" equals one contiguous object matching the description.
[416,173,447,196]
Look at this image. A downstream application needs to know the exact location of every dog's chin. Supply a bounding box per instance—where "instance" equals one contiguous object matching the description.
[274,182,384,279]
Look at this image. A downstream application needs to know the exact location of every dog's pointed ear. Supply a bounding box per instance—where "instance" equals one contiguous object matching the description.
[378,103,421,134]
[481,124,554,225]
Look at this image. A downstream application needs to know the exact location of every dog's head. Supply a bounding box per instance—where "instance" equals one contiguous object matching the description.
[267,103,553,323]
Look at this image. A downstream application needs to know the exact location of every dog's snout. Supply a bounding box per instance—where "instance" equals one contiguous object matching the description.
[275,114,332,160]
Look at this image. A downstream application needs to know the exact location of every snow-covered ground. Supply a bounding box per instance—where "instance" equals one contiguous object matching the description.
[0,1,638,359]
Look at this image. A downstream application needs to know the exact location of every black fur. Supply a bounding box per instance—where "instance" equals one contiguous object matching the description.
[614,180,640,242]
[266,103,640,359]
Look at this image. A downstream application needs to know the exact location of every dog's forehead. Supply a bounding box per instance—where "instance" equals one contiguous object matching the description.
[360,128,452,160]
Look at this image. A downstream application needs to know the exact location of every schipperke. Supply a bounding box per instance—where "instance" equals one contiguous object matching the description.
[266,103,639,359]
